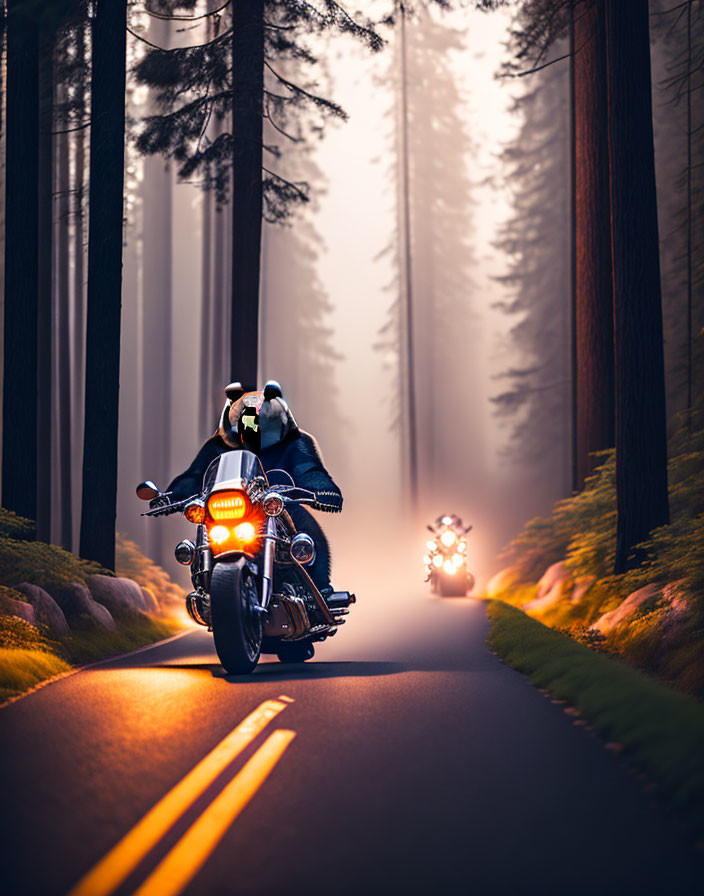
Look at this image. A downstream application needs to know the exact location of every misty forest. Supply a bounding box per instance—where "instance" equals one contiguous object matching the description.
[2,0,704,869]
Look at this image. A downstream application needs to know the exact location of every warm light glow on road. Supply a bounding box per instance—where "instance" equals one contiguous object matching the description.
[68,697,294,896]
[133,729,296,896]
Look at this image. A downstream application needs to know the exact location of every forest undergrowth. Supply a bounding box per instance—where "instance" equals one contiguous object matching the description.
[0,511,187,703]
[491,336,704,700]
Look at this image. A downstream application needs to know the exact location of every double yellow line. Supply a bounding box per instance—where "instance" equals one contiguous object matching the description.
[69,696,296,896]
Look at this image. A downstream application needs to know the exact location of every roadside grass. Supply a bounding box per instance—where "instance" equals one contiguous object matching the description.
[0,649,72,703]
[487,600,704,833]
[0,611,186,704]
[60,613,184,665]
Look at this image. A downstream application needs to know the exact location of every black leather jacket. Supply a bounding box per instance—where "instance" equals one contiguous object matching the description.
[167,429,343,513]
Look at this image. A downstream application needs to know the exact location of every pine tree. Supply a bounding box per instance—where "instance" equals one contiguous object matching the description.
[79,0,128,570]
[605,0,670,572]
[133,1,381,385]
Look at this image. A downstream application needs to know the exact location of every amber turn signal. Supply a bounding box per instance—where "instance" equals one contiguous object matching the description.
[184,500,206,524]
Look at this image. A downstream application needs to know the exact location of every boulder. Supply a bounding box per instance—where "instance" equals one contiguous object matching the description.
[14,582,70,636]
[87,575,149,616]
[590,583,661,634]
[570,576,596,605]
[50,582,117,631]
[0,594,37,627]
[486,566,520,598]
[140,587,159,614]
[537,562,570,599]
[524,561,571,614]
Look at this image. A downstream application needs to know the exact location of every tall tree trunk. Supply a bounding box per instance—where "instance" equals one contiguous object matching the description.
[141,16,172,564]
[2,1,39,524]
[79,0,127,570]
[399,1,418,510]
[685,0,693,419]
[72,19,86,550]
[36,26,54,541]
[231,0,263,388]
[200,175,213,436]
[569,6,577,492]
[57,83,72,550]
[605,0,669,573]
[573,0,614,490]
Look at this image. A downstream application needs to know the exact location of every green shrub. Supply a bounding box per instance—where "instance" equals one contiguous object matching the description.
[0,533,108,594]
[0,507,35,541]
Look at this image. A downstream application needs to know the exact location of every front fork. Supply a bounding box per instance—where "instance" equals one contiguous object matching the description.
[192,524,212,591]
[191,519,276,610]
[260,516,276,610]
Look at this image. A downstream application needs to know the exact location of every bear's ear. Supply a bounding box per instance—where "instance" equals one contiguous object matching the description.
[263,380,283,400]
[225,382,245,401]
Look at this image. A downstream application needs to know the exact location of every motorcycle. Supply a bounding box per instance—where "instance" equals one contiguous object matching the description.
[423,515,475,597]
[136,449,355,674]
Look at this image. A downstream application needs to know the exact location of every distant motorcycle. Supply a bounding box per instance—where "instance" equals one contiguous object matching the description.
[424,515,475,597]
[136,450,355,674]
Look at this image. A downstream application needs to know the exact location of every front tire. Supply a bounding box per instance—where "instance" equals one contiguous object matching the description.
[211,561,262,674]
[439,574,466,597]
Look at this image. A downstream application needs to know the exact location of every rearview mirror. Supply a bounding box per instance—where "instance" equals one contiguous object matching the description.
[136,481,160,501]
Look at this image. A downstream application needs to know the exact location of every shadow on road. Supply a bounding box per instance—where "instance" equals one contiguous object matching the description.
[140,660,408,681]
[218,660,408,683]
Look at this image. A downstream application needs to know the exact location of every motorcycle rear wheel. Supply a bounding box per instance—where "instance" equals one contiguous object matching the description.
[211,562,262,674]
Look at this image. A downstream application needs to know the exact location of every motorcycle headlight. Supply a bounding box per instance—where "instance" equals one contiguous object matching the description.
[441,530,457,547]
[208,490,248,521]
[208,525,230,545]
[234,521,257,543]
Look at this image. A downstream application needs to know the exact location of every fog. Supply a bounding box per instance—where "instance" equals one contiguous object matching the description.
[113,3,561,599]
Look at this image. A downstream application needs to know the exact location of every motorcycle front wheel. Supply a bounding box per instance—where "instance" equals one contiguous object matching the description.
[211,561,263,674]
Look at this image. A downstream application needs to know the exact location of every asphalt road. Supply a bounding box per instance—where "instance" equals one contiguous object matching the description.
[1,593,702,896]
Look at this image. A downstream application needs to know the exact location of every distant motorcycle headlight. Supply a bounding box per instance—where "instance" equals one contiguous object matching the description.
[443,559,457,575]
[209,525,230,545]
[174,540,196,565]
[262,491,284,517]
[433,554,443,568]
[441,530,457,547]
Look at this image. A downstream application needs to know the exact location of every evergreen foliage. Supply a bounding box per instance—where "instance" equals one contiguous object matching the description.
[133,0,382,218]
[493,27,571,496]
